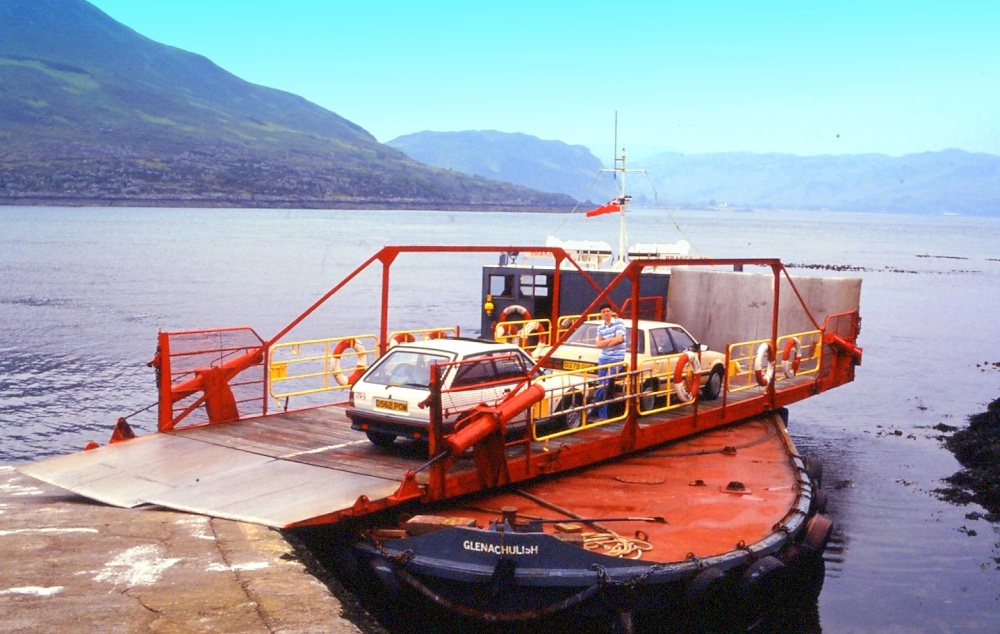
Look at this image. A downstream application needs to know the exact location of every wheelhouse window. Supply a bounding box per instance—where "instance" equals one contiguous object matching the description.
[519,274,549,298]
[490,274,515,298]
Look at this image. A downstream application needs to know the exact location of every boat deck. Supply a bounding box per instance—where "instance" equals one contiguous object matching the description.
[379,414,801,564]
[20,376,814,528]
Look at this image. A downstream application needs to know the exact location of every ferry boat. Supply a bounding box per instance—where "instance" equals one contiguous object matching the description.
[340,408,832,632]
[17,149,862,631]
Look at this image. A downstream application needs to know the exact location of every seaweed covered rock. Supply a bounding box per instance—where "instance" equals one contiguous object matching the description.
[936,397,1000,521]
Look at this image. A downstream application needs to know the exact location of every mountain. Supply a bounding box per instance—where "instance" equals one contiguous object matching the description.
[387,131,603,203]
[639,150,1000,215]
[0,0,576,210]
[393,132,1000,216]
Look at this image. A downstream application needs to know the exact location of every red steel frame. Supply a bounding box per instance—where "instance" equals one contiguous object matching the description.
[149,246,862,518]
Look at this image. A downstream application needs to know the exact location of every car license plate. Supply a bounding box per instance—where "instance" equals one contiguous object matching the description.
[562,360,594,371]
[375,398,408,413]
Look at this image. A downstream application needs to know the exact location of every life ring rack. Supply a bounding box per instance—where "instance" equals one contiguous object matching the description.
[331,338,368,386]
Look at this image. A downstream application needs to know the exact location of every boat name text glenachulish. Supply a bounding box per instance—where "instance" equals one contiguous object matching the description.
[463,540,539,556]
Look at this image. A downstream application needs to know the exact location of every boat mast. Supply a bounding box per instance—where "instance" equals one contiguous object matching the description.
[601,113,642,266]
[617,147,628,266]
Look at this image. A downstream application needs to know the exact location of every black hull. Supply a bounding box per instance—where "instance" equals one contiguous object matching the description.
[349,523,829,632]
[346,546,826,634]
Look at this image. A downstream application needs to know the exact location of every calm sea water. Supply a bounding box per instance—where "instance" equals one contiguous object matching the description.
[2,205,1000,632]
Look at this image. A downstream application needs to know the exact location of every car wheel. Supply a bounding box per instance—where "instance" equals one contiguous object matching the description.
[365,430,396,448]
[640,379,661,412]
[557,394,583,430]
[702,366,724,401]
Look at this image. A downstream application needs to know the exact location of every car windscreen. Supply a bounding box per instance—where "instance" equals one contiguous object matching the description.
[361,349,450,388]
[666,327,696,352]
[564,324,645,354]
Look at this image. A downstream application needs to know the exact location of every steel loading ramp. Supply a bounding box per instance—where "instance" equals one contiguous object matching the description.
[17,411,404,529]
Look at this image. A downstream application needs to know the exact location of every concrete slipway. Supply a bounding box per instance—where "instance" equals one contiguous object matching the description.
[0,466,374,634]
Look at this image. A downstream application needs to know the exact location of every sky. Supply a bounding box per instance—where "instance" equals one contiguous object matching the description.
[85,0,1000,159]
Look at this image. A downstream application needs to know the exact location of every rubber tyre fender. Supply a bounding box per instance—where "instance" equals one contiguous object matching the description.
[685,565,726,602]
[802,513,834,553]
[810,488,829,515]
[741,555,785,601]
[803,455,824,489]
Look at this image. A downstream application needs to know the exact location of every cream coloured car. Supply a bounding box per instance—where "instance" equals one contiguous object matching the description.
[533,319,728,405]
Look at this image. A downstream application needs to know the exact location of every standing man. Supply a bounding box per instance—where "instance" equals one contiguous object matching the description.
[592,303,626,419]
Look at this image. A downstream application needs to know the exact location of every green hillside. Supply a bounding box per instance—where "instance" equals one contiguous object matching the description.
[0,0,576,210]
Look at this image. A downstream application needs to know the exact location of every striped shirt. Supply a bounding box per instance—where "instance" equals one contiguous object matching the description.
[597,318,627,363]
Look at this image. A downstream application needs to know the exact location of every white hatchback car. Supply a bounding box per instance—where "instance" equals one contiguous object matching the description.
[347,338,586,447]
[534,319,728,405]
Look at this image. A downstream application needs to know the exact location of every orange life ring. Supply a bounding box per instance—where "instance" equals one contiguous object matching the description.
[331,338,367,386]
[389,332,416,347]
[781,338,802,378]
[753,342,775,386]
[495,304,532,340]
[425,330,448,340]
[672,351,701,402]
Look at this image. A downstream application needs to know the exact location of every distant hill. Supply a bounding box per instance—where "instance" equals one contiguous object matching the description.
[0,0,575,210]
[391,130,1000,216]
[639,150,1000,215]
[387,131,603,203]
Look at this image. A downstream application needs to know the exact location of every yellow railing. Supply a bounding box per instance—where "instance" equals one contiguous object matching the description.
[728,329,822,393]
[493,318,552,353]
[634,353,703,416]
[269,334,378,403]
[388,326,460,346]
[531,361,630,442]
[554,314,600,340]
[268,326,461,405]
[530,329,824,442]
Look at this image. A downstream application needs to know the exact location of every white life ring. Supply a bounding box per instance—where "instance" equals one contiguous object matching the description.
[331,338,367,386]
[519,320,546,347]
[781,337,802,378]
[672,350,701,402]
[753,342,775,387]
[494,322,511,341]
